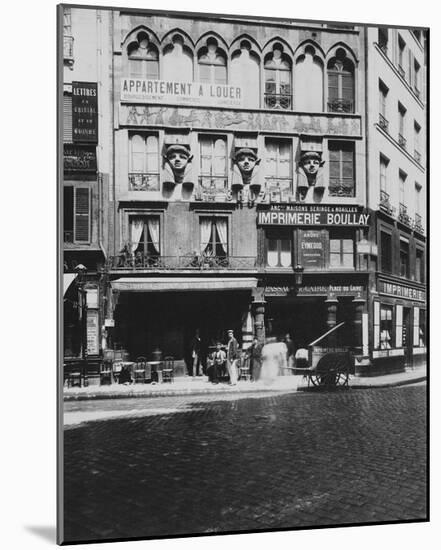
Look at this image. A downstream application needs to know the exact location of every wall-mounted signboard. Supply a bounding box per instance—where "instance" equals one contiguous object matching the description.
[72,81,98,143]
[64,144,97,172]
[257,205,370,227]
[298,230,326,269]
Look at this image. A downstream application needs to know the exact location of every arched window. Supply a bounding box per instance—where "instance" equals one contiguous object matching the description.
[162,33,193,81]
[230,39,260,108]
[127,31,159,80]
[128,134,159,191]
[294,45,324,111]
[264,44,292,110]
[198,37,227,85]
[327,48,355,113]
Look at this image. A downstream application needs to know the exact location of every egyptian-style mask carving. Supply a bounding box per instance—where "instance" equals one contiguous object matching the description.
[233,147,261,186]
[163,144,193,184]
[299,151,325,186]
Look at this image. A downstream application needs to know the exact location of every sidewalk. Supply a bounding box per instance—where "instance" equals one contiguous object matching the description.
[63,365,426,401]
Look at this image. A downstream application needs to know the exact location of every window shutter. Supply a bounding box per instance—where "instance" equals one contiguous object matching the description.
[63,95,72,143]
[74,187,90,242]
[395,305,403,348]
[328,73,339,100]
[413,307,420,345]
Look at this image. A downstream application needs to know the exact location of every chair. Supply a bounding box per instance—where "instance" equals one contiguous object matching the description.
[65,361,84,388]
[133,356,147,384]
[238,355,251,381]
[162,356,174,383]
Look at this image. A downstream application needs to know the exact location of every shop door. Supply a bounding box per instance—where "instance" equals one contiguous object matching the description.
[402,307,412,366]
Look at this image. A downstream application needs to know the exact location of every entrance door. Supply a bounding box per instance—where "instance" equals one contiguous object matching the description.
[402,307,412,366]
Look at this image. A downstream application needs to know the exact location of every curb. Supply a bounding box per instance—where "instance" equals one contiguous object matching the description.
[350,375,426,390]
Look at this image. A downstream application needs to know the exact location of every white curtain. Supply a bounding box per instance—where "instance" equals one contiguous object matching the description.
[216,219,228,255]
[200,219,212,253]
[130,218,144,253]
[147,217,160,254]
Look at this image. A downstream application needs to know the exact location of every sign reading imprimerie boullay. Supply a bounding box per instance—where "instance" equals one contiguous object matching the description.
[257,205,370,226]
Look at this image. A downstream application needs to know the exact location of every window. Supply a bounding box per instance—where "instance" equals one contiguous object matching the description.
[380,155,389,193]
[329,229,354,268]
[127,32,159,80]
[398,103,407,147]
[380,305,393,349]
[199,136,228,193]
[63,7,73,61]
[163,34,193,82]
[328,141,355,197]
[415,249,424,283]
[414,122,421,161]
[378,27,388,54]
[413,307,426,347]
[399,238,410,278]
[265,230,292,268]
[64,186,90,244]
[230,40,260,108]
[398,35,406,77]
[378,80,389,130]
[327,49,355,113]
[130,216,160,259]
[264,44,292,109]
[399,170,407,206]
[198,37,227,85]
[380,231,392,273]
[264,139,292,197]
[415,183,422,215]
[129,134,159,190]
[200,217,228,257]
[294,45,324,111]
[412,30,422,43]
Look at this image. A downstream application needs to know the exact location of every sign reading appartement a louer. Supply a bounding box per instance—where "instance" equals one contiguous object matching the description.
[72,81,98,143]
[258,205,370,226]
[121,78,243,108]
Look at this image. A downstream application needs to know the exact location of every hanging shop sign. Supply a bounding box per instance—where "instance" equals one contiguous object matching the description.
[257,205,370,227]
[72,81,98,143]
[264,284,365,297]
[298,230,326,269]
[121,78,243,108]
[63,144,97,172]
[377,278,426,302]
[86,310,99,355]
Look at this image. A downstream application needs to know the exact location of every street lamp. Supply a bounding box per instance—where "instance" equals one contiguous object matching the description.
[293,264,304,287]
[74,264,88,386]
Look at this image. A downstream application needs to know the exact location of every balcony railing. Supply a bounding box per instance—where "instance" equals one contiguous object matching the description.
[64,35,74,61]
[264,93,292,110]
[196,177,229,201]
[106,253,257,271]
[397,65,405,79]
[128,172,160,191]
[398,134,407,149]
[378,113,389,132]
[414,213,424,234]
[328,179,355,197]
[379,189,395,216]
[414,149,422,163]
[398,203,413,227]
[327,98,354,113]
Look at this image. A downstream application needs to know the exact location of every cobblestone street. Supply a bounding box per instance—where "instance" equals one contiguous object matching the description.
[63,386,427,543]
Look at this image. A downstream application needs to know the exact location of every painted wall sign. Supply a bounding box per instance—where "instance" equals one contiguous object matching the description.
[86,310,99,355]
[377,278,426,302]
[121,78,243,108]
[258,205,370,226]
[63,144,97,172]
[119,105,362,136]
[299,230,326,269]
[72,81,98,143]
[265,284,365,297]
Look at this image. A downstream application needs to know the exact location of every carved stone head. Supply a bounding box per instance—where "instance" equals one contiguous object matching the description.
[233,147,261,185]
[299,151,324,186]
[163,144,193,184]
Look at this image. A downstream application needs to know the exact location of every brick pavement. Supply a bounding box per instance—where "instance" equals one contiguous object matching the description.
[62,386,427,543]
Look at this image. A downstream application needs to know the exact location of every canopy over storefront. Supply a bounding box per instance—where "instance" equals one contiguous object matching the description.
[110,277,258,292]
[63,273,77,296]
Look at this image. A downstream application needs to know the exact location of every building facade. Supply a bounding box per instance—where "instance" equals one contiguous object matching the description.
[61,7,427,377]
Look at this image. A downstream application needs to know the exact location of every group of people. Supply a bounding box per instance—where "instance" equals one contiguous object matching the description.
[189,329,302,386]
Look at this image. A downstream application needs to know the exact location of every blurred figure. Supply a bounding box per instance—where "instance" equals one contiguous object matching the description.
[284,333,295,371]
[226,329,239,385]
[248,336,263,381]
[260,336,287,385]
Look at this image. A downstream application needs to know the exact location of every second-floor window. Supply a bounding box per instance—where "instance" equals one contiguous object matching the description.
[380,155,389,193]
[264,45,292,110]
[200,217,228,256]
[328,141,355,197]
[265,229,292,268]
[199,136,228,192]
[129,134,159,191]
[415,249,424,283]
[329,229,354,269]
[198,38,227,85]
[264,139,292,196]
[327,49,355,113]
[130,216,160,257]
[378,80,389,130]
[380,231,392,273]
[128,32,159,79]
[399,238,410,278]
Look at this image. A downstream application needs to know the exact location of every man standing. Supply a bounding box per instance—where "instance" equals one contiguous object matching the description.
[226,329,239,385]
[190,329,202,377]
[284,333,295,371]
[248,336,263,381]
[208,342,226,384]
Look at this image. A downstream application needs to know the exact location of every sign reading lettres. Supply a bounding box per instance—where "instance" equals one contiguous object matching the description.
[72,82,98,143]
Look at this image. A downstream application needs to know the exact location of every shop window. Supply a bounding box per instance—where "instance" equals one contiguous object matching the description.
[413,307,426,347]
[64,186,90,244]
[415,249,424,283]
[129,134,159,191]
[328,141,355,197]
[130,216,160,260]
[127,31,159,79]
[198,37,227,85]
[199,135,228,193]
[380,231,392,274]
[264,43,292,110]
[200,217,228,257]
[265,229,292,268]
[399,238,410,278]
[327,48,355,113]
[329,229,354,269]
[264,138,292,198]
[380,304,393,349]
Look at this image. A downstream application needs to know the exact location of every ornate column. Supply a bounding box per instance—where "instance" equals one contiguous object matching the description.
[252,300,266,344]
[324,293,339,347]
[352,293,366,356]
